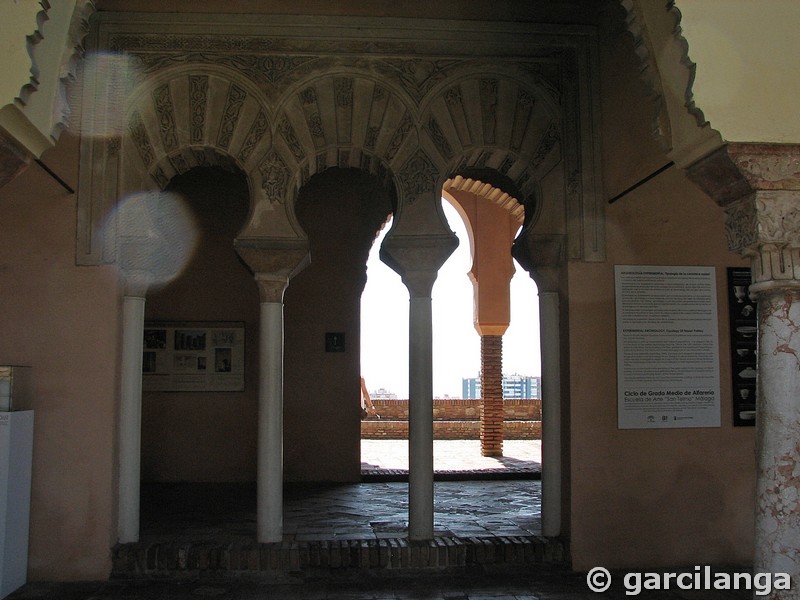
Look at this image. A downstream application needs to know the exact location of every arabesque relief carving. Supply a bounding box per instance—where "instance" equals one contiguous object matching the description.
[78,15,605,264]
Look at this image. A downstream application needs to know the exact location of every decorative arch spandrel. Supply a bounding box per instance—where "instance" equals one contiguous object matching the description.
[78,13,605,265]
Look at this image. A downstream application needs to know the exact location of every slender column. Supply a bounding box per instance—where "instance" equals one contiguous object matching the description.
[234,239,309,544]
[753,286,800,593]
[511,233,565,538]
[408,293,434,540]
[539,290,562,537]
[381,243,457,541]
[479,335,504,457]
[255,277,289,543]
[688,146,800,597]
[118,292,145,543]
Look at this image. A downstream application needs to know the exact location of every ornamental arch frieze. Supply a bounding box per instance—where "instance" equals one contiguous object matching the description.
[77,14,604,267]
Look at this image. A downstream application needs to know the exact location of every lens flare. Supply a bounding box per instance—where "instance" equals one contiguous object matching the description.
[71,52,143,138]
[109,191,199,291]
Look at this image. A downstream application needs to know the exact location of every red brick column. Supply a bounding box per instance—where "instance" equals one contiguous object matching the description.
[480,334,504,457]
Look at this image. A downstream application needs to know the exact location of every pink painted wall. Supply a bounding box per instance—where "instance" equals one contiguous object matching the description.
[142,168,260,483]
[0,133,119,580]
[566,8,755,570]
[283,168,392,482]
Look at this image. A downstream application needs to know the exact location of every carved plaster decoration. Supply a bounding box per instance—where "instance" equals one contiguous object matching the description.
[425,116,453,161]
[385,113,414,164]
[664,1,707,129]
[723,197,759,254]
[53,1,96,142]
[334,77,354,144]
[189,75,208,145]
[397,149,439,205]
[510,90,535,152]
[239,109,269,164]
[618,0,716,165]
[153,83,178,152]
[15,1,49,107]
[617,0,672,144]
[126,50,320,98]
[258,151,290,205]
[78,14,604,265]
[277,116,305,162]
[480,79,498,145]
[128,111,156,169]
[217,83,247,150]
[376,58,462,103]
[443,86,470,147]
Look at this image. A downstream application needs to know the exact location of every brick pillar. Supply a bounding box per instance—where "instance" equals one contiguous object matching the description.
[480,334,503,457]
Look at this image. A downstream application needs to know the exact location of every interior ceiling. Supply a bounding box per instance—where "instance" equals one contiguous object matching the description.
[93,0,603,24]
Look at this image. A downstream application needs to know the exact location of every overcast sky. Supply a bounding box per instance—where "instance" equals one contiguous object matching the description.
[360,201,542,398]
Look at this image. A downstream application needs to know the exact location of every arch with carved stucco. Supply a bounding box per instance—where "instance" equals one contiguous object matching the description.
[77,14,604,270]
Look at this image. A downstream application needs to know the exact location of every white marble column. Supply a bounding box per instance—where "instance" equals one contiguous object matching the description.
[408,293,435,540]
[257,297,284,543]
[539,290,562,538]
[234,239,309,545]
[254,276,290,543]
[118,292,145,544]
[511,234,565,539]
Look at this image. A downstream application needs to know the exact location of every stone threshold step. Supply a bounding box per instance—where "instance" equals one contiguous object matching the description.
[112,535,568,580]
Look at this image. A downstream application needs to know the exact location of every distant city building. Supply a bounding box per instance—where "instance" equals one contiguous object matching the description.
[461,374,541,399]
[370,387,398,400]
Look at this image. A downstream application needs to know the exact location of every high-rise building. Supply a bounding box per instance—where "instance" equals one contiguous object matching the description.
[462,374,541,399]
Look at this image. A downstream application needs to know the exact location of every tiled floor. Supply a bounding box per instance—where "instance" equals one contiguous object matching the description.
[7,441,752,599]
[137,440,543,543]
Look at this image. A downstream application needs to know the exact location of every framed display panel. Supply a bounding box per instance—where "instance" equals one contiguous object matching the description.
[727,268,757,426]
[614,265,721,429]
[143,322,245,392]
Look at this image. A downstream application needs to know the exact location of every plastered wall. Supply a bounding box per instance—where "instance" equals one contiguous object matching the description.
[0,133,119,580]
[284,169,392,482]
[566,10,755,570]
[142,168,260,483]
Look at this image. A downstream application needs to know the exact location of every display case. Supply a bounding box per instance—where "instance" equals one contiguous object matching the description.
[0,410,33,598]
[0,367,32,412]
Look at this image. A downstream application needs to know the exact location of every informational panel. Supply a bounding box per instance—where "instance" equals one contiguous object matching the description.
[727,268,757,426]
[142,322,245,392]
[615,266,721,429]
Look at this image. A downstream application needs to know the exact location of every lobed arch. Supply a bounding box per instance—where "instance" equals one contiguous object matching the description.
[418,69,563,191]
[78,13,604,267]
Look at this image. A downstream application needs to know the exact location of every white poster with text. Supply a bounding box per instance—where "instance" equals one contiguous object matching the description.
[615,266,721,429]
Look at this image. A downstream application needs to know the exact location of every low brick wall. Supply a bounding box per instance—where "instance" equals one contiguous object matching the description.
[370,398,542,421]
[361,419,542,440]
[361,398,542,440]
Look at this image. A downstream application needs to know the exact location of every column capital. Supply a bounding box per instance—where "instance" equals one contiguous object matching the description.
[686,143,800,295]
[119,273,150,298]
[234,236,310,303]
[380,233,458,298]
[725,190,800,294]
[253,275,290,303]
[511,233,565,293]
